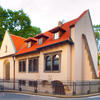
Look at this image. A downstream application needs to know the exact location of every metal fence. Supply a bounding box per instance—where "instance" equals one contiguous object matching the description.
[0,79,100,96]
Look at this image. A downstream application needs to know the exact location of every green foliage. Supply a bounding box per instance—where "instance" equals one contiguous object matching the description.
[0,6,41,46]
[93,25,100,39]
[98,56,100,65]
[95,32,100,40]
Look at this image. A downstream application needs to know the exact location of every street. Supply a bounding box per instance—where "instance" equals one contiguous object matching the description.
[0,93,100,100]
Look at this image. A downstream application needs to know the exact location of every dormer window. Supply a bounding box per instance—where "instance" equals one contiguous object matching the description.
[35,34,49,45]
[38,38,42,45]
[27,42,31,48]
[24,37,37,48]
[49,26,66,40]
[54,32,59,40]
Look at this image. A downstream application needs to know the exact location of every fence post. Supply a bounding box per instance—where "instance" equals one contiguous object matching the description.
[87,81,91,94]
[34,81,38,93]
[73,82,76,95]
[18,82,22,91]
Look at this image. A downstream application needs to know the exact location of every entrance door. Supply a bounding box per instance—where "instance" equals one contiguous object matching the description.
[5,63,10,80]
[52,81,65,95]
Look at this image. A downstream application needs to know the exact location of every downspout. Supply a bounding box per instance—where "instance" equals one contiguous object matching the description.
[12,55,15,90]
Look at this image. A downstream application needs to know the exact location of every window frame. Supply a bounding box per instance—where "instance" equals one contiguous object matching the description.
[52,54,60,71]
[45,56,52,71]
[44,51,61,73]
[38,38,42,45]
[28,57,39,73]
[54,32,59,40]
[27,42,31,48]
[19,59,26,73]
[5,45,7,53]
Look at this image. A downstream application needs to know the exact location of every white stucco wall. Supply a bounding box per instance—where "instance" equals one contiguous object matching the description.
[0,31,16,57]
[15,44,70,82]
[73,11,98,80]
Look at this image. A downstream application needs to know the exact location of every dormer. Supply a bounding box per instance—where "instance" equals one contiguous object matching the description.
[48,21,66,40]
[34,34,49,45]
[49,27,66,40]
[24,37,37,48]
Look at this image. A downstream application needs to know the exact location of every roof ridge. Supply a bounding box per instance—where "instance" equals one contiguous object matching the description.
[62,10,88,26]
[75,9,88,23]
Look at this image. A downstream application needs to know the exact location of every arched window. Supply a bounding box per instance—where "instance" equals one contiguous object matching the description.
[53,55,59,71]
[45,56,51,71]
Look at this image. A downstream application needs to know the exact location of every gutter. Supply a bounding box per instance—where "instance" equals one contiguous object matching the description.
[37,39,74,50]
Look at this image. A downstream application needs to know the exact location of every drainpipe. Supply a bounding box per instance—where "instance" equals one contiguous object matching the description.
[12,55,15,90]
[99,61,100,78]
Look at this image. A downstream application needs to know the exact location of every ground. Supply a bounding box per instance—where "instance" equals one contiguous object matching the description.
[0,93,100,100]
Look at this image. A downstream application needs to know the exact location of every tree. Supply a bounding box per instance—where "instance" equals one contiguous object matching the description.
[0,6,41,46]
[93,25,100,65]
[94,25,100,39]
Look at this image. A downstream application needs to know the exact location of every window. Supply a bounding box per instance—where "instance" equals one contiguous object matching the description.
[19,80,26,86]
[5,45,7,53]
[29,57,38,72]
[19,60,26,72]
[54,32,59,40]
[52,55,59,71]
[29,81,34,87]
[44,52,61,72]
[45,56,51,71]
[38,38,42,45]
[27,42,31,48]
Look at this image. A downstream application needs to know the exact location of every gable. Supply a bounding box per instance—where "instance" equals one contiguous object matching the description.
[75,11,98,77]
[0,31,16,57]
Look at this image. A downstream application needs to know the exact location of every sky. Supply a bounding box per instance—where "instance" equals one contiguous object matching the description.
[0,0,100,32]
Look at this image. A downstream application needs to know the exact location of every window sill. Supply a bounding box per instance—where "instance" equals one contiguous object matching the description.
[28,71,38,73]
[44,70,60,73]
[18,72,26,73]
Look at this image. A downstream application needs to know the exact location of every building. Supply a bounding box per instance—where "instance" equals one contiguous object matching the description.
[0,10,98,94]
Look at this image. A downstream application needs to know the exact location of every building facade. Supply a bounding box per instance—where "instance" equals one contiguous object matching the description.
[0,10,98,94]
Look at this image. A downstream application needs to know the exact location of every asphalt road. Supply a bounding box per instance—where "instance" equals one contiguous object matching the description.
[0,93,100,100]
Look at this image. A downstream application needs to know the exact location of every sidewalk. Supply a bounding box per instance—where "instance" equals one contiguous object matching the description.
[0,90,100,98]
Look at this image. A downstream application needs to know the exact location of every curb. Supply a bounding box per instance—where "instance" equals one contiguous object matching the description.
[0,90,100,98]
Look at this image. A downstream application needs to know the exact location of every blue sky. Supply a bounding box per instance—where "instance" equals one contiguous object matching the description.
[0,0,100,32]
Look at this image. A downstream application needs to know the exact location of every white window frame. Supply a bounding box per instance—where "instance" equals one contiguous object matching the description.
[27,42,31,48]
[54,32,59,40]
[38,38,42,45]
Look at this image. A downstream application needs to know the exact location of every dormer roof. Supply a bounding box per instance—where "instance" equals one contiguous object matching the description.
[49,27,66,33]
[34,33,49,39]
[24,37,37,42]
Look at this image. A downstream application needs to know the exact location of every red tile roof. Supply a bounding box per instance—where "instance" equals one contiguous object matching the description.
[10,10,88,56]
[10,34,26,51]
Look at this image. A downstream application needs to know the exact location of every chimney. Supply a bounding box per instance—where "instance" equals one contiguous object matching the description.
[58,21,62,27]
